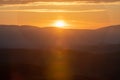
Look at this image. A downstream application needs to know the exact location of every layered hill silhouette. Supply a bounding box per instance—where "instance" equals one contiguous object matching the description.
[0,25,120,49]
[0,25,120,80]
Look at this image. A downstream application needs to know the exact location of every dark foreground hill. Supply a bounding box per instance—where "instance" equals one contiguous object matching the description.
[0,47,120,80]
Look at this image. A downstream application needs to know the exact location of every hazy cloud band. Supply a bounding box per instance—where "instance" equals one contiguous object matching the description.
[0,0,120,5]
[0,9,105,13]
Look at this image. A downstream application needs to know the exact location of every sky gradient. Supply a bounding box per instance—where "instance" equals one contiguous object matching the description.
[0,0,120,29]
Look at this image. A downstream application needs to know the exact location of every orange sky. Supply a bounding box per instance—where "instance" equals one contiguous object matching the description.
[0,1,120,29]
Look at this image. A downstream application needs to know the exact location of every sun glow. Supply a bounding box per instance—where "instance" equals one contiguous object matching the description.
[53,20,67,28]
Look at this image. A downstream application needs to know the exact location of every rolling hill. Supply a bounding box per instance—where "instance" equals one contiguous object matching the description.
[0,25,120,49]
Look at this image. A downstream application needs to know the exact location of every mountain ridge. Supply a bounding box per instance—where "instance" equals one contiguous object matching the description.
[0,25,120,49]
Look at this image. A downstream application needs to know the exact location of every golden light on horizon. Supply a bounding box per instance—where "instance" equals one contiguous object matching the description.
[53,20,67,28]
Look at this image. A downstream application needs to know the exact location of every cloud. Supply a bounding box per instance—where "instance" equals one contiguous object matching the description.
[0,9,105,13]
[0,0,120,5]
[0,1,119,12]
[1,1,120,8]
[30,1,120,6]
[0,0,39,4]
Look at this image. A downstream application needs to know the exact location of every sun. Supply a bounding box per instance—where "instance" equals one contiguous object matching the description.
[53,20,67,28]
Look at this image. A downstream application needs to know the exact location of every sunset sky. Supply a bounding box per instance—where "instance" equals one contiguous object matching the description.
[0,0,120,29]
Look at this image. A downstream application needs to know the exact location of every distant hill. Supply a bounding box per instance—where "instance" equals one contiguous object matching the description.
[0,25,120,49]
